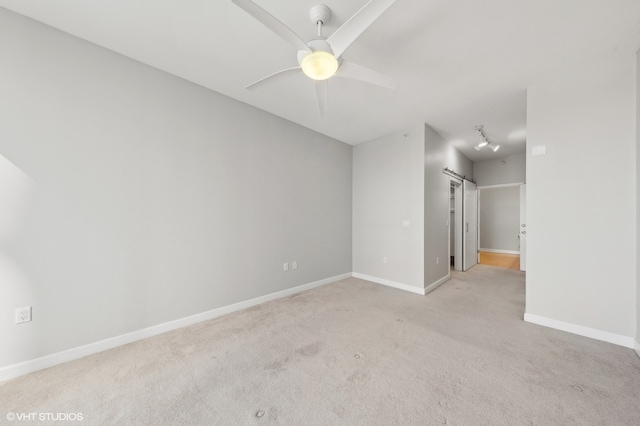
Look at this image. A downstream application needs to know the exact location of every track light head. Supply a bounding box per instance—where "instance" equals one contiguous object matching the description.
[474,125,500,154]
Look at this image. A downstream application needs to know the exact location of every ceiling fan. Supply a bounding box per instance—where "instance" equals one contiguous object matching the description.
[232,0,397,115]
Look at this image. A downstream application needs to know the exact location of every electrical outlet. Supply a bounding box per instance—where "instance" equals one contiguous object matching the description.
[292,261,298,270]
[383,256,388,264]
[16,307,32,324]
[283,263,289,271]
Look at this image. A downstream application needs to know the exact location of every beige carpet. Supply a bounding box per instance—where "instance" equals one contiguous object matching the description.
[1,265,639,425]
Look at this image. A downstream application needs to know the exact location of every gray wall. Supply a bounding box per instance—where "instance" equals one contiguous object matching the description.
[479,186,520,252]
[352,123,471,292]
[0,9,352,369]
[424,124,473,288]
[637,48,640,351]
[526,52,636,338]
[352,126,425,289]
[473,154,525,186]
[475,155,524,255]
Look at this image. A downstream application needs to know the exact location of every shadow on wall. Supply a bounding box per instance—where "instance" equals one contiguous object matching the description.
[0,153,38,363]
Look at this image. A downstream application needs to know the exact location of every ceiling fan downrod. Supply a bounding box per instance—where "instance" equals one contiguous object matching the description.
[310,4,331,38]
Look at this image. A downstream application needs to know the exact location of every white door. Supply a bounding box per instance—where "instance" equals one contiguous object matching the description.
[463,180,478,271]
[519,184,527,271]
[454,181,463,271]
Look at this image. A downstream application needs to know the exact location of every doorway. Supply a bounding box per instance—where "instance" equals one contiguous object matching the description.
[449,177,478,272]
[449,179,463,271]
[476,183,526,271]
[519,183,526,271]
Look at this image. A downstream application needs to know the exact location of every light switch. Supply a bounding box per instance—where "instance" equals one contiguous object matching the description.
[532,145,547,156]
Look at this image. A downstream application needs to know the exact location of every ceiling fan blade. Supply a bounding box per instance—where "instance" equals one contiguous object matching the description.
[232,0,310,53]
[314,80,328,116]
[327,0,396,58]
[246,67,302,91]
[335,60,396,89]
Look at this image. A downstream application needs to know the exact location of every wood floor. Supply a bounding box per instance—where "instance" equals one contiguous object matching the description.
[479,251,520,270]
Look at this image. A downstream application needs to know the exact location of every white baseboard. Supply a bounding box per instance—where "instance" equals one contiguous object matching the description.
[352,272,426,296]
[0,273,351,383]
[524,313,636,349]
[635,340,640,359]
[479,248,520,255]
[424,274,450,294]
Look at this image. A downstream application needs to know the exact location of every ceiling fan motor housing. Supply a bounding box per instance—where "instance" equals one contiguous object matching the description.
[310,4,331,25]
[297,39,335,64]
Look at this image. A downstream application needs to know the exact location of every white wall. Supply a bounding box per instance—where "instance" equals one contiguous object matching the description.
[424,124,473,289]
[473,154,525,186]
[526,52,636,341]
[479,186,520,252]
[352,127,425,291]
[0,9,352,370]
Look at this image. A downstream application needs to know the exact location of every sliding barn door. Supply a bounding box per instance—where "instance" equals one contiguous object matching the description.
[463,180,478,271]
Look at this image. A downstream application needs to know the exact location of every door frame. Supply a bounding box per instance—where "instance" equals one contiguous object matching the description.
[519,183,526,271]
[448,178,463,271]
[476,182,526,269]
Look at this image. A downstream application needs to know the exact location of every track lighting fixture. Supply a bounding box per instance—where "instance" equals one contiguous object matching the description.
[474,125,500,152]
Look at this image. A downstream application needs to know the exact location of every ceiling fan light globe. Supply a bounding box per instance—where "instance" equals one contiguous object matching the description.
[301,51,339,80]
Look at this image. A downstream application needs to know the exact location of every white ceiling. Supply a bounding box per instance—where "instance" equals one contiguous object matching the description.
[1,0,640,161]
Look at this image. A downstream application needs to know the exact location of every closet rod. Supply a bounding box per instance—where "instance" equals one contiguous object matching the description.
[443,167,475,184]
